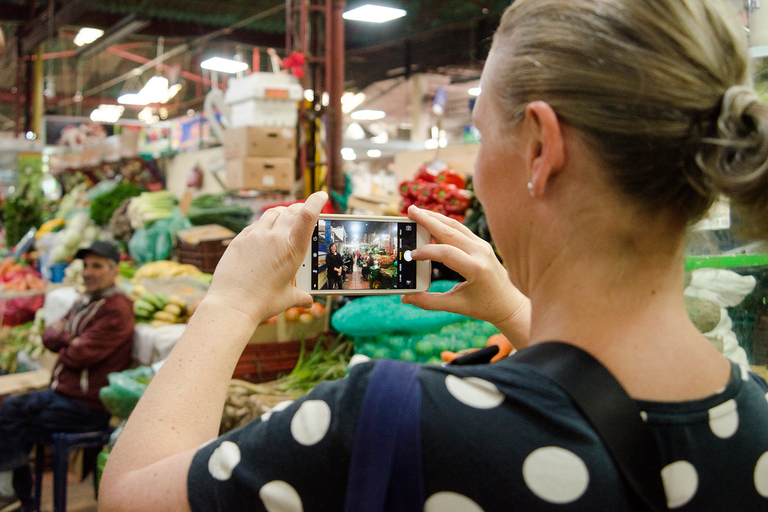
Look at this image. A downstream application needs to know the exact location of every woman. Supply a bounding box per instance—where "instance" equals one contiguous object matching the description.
[100,0,768,510]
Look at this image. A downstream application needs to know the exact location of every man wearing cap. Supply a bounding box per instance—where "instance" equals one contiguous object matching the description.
[0,241,134,512]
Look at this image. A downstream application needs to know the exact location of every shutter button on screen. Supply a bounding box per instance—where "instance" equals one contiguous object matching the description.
[404,250,412,262]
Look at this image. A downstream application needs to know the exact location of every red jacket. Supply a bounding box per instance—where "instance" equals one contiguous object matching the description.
[42,286,135,413]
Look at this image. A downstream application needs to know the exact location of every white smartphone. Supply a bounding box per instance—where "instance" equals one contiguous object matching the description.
[296,214,431,295]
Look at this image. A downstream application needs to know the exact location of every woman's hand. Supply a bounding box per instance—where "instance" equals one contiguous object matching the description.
[203,191,328,325]
[401,206,531,346]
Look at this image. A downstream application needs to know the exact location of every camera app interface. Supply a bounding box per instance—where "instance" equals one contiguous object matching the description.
[311,219,418,290]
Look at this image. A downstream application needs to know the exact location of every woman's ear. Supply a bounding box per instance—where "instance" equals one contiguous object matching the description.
[525,101,565,197]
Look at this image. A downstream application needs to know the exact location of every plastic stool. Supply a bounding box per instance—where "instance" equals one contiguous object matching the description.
[33,429,113,512]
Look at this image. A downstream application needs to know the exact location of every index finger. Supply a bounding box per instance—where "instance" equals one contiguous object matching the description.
[408,205,482,248]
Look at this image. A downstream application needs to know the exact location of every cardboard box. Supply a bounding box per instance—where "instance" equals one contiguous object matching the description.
[224,126,297,159]
[226,157,295,191]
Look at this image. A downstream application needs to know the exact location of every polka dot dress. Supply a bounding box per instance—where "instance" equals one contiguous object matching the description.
[188,359,768,511]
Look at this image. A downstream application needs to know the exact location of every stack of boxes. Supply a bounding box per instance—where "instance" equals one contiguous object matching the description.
[222,73,303,192]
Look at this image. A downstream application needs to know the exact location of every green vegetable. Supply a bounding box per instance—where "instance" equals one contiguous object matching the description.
[90,182,143,225]
[4,184,45,247]
[186,194,253,234]
[128,191,178,229]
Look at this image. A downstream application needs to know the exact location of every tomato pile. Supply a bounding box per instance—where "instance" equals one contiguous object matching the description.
[399,164,472,221]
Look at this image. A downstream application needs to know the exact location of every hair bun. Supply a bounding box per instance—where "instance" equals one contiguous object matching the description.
[706,85,768,239]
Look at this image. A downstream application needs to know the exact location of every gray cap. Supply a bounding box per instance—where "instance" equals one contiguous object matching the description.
[75,241,120,264]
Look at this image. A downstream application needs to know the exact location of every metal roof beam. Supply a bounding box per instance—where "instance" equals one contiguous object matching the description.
[21,0,91,56]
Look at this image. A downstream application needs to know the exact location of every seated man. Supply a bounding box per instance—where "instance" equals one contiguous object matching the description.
[0,241,134,512]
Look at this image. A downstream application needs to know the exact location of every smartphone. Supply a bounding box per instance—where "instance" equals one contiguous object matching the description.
[296,214,431,295]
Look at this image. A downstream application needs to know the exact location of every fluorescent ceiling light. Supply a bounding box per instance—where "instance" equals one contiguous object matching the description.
[371,131,389,144]
[74,28,104,46]
[138,107,159,124]
[343,5,406,23]
[342,92,366,113]
[350,109,386,120]
[468,87,481,96]
[201,57,249,74]
[341,147,357,161]
[117,93,147,106]
[345,122,366,140]
[139,76,170,103]
[367,149,382,158]
[90,104,124,123]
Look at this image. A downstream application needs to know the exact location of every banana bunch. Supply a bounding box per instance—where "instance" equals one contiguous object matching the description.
[133,292,189,327]
[133,261,203,280]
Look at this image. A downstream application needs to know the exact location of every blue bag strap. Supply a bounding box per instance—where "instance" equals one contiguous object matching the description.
[344,358,424,512]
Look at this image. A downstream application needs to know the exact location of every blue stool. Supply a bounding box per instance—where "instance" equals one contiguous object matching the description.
[33,429,113,512]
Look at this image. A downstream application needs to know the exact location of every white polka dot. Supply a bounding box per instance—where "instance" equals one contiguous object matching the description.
[522,446,589,504]
[754,452,768,497]
[708,399,739,439]
[261,400,295,422]
[290,400,332,446]
[424,491,485,512]
[661,460,698,508]
[640,411,648,422]
[764,392,768,404]
[445,375,505,409]
[207,441,241,481]
[259,480,304,512]
[348,354,371,369]
[740,365,750,381]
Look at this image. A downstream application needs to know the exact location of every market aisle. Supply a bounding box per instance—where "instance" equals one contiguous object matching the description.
[344,263,370,290]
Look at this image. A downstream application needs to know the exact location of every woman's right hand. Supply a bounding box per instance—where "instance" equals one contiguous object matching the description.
[401,206,531,346]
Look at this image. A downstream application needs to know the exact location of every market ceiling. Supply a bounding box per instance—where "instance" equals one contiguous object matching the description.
[0,0,510,130]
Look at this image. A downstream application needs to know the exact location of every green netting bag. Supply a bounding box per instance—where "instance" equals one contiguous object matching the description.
[98,366,154,418]
[330,281,470,337]
[332,281,500,363]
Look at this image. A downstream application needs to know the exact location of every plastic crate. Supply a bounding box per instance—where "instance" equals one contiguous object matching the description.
[177,238,230,274]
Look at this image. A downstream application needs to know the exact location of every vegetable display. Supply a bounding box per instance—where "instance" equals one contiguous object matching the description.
[4,185,45,247]
[398,164,472,221]
[0,258,46,292]
[132,292,190,327]
[186,194,254,234]
[127,191,178,229]
[90,182,143,225]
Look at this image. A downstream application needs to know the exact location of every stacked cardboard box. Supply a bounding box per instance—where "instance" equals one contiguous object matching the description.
[224,126,297,191]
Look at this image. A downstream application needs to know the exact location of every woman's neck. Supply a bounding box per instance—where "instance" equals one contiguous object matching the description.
[525,218,730,401]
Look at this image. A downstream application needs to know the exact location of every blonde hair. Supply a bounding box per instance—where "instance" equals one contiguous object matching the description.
[488,0,768,238]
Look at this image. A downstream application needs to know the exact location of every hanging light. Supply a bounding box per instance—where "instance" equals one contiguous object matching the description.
[350,110,386,120]
[343,5,406,23]
[90,105,125,123]
[74,28,104,46]
[201,57,249,74]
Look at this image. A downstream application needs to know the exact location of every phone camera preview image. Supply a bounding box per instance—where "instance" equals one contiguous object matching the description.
[311,219,418,291]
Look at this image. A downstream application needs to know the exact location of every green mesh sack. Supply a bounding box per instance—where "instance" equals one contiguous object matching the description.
[331,281,470,336]
[331,281,500,363]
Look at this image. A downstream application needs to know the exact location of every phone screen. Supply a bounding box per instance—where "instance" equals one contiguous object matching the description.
[311,219,419,291]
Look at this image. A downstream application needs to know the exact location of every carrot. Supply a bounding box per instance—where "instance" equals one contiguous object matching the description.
[3,278,27,291]
[0,257,14,276]
[487,334,515,363]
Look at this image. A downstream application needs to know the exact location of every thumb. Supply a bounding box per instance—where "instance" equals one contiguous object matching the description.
[290,191,328,245]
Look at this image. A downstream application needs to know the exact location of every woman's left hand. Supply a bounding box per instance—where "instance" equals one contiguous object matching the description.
[203,191,328,325]
[401,205,530,346]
